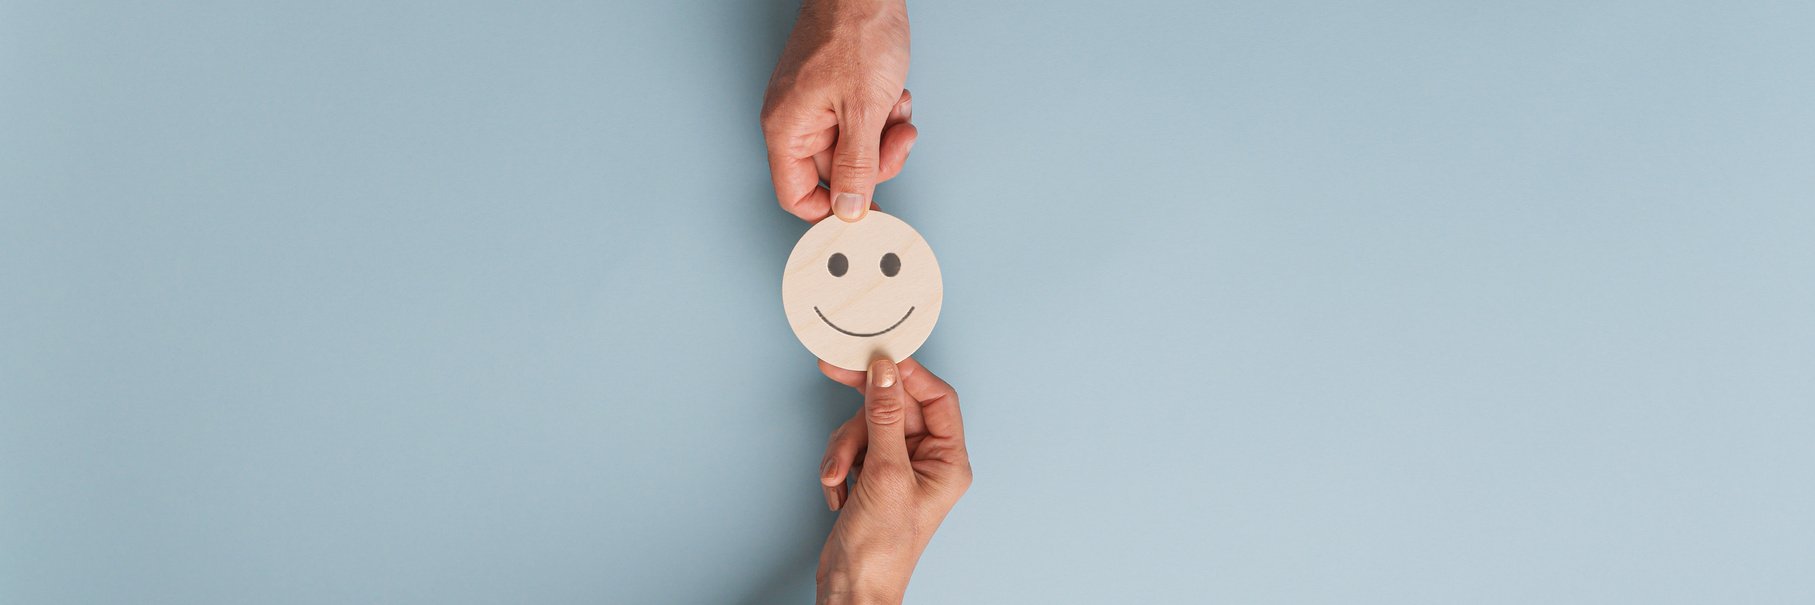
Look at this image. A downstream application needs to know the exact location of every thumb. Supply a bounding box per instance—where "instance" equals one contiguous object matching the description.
[861,358,912,473]
[828,104,888,222]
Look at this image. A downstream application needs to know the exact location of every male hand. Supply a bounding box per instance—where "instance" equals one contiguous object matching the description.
[814,358,971,604]
[762,0,917,223]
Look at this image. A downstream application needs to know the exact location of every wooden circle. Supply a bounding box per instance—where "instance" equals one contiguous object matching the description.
[781,211,943,371]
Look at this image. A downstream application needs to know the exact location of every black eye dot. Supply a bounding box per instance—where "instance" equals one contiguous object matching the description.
[827,253,848,277]
[880,253,901,277]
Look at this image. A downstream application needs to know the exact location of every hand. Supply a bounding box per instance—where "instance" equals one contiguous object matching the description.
[814,358,971,604]
[762,0,917,223]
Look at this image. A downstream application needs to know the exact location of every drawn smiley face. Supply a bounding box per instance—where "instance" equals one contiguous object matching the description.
[782,211,943,371]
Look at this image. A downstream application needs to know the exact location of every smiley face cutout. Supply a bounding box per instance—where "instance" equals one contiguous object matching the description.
[782,211,943,371]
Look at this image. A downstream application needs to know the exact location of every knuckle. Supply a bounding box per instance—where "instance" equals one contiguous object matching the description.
[866,396,905,425]
[839,93,892,124]
[758,107,787,136]
[758,115,822,157]
[780,139,818,162]
[850,89,892,111]
[833,149,877,170]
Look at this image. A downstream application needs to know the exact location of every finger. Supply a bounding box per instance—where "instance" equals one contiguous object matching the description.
[886,89,913,126]
[876,122,918,183]
[767,151,830,221]
[763,105,837,221]
[821,359,926,435]
[804,125,839,152]
[860,358,913,472]
[893,359,969,493]
[821,413,866,511]
[827,96,893,222]
[820,413,866,487]
[818,149,904,192]
[818,359,867,390]
[875,90,913,183]
[819,154,903,190]
[837,464,860,509]
[813,148,832,185]
[897,358,963,441]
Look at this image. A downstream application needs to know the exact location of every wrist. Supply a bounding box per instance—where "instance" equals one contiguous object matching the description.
[816,569,906,605]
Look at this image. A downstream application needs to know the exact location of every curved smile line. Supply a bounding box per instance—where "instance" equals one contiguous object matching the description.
[815,306,915,337]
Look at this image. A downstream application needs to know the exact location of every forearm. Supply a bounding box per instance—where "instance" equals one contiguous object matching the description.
[815,527,922,605]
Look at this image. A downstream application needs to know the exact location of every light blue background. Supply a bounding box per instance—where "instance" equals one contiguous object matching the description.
[4,1,1813,603]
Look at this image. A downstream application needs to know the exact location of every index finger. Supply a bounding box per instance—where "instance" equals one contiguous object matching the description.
[762,103,838,221]
[896,358,963,441]
[767,151,831,222]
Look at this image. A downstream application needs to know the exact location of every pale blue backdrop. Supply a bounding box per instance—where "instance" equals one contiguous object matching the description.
[4,1,1812,603]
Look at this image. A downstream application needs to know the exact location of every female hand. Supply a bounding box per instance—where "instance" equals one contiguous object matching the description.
[814,358,971,604]
[762,0,917,223]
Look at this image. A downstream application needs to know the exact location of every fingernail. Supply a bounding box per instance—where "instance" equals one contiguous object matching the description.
[900,96,913,119]
[869,359,898,388]
[833,193,866,222]
[820,456,836,480]
[823,486,840,511]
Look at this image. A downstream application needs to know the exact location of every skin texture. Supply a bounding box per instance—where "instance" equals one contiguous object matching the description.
[813,358,971,604]
[762,0,916,223]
